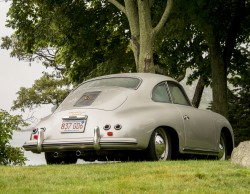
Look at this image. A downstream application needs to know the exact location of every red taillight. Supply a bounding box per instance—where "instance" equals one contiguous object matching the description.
[107,132,113,136]
[34,135,38,140]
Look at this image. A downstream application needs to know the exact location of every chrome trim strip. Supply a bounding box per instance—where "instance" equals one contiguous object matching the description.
[62,115,88,120]
[23,138,138,152]
[182,147,219,155]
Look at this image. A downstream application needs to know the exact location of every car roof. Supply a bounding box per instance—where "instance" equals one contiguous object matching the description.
[88,73,176,83]
[77,73,179,92]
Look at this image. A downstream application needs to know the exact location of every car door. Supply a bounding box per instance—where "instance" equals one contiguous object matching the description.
[167,81,217,151]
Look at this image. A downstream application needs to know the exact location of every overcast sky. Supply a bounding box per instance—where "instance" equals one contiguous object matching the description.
[0,1,52,121]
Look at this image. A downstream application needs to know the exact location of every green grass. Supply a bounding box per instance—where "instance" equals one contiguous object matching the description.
[0,161,249,194]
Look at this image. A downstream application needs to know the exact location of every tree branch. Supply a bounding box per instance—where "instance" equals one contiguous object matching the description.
[192,76,205,108]
[108,0,126,15]
[152,0,173,37]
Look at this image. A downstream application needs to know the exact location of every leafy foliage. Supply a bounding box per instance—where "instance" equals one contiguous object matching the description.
[155,23,210,84]
[0,110,27,165]
[11,74,71,111]
[164,0,250,117]
[3,0,134,85]
[229,67,250,145]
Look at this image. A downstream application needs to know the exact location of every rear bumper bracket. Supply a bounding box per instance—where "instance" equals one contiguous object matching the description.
[93,126,101,150]
[37,128,44,153]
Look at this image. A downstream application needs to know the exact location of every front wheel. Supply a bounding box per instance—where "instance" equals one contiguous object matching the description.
[218,134,227,160]
[146,128,172,161]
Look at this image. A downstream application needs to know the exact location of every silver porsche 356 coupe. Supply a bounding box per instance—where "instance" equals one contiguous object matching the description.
[23,73,234,164]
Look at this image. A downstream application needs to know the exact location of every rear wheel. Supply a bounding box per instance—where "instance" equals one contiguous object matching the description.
[146,128,172,161]
[218,134,227,160]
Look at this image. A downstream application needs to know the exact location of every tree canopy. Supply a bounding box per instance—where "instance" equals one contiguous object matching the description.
[11,73,70,111]
[229,64,250,145]
[2,0,250,121]
[3,0,135,84]
[169,0,250,117]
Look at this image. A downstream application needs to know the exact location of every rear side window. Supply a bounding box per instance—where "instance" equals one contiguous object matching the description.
[167,82,190,106]
[152,83,171,103]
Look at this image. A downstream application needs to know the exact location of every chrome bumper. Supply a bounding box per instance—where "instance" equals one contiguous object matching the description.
[23,126,138,153]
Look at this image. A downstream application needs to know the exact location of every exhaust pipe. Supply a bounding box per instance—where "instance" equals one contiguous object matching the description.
[54,152,59,158]
[76,150,81,157]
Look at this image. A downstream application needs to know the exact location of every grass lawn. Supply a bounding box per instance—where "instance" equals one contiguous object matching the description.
[0,160,249,194]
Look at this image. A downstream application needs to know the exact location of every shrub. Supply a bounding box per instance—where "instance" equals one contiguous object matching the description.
[0,109,27,165]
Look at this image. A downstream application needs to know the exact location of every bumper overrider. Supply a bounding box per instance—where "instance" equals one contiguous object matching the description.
[23,126,138,153]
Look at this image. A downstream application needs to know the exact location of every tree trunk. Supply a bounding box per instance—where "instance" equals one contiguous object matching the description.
[223,0,245,67]
[137,0,155,73]
[108,0,173,73]
[195,0,245,118]
[209,0,245,118]
[209,35,228,118]
[124,0,140,69]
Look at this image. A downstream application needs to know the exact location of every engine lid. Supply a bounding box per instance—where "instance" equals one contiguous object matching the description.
[56,87,128,111]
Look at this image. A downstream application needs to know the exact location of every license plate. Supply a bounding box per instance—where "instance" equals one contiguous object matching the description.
[61,119,87,133]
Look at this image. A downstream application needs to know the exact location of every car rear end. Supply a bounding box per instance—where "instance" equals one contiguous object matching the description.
[23,76,146,161]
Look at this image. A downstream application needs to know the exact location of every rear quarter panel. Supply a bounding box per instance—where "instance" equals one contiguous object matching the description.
[114,95,185,149]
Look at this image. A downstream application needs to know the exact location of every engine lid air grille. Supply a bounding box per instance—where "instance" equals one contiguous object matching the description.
[74,91,101,107]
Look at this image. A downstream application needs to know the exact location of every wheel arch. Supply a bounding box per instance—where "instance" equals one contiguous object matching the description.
[158,125,180,159]
[221,127,234,157]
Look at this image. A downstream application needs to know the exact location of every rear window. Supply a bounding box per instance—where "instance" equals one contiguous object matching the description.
[79,77,141,89]
[55,77,140,112]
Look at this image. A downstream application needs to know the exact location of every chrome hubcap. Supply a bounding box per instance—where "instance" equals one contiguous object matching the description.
[218,138,225,160]
[155,130,167,160]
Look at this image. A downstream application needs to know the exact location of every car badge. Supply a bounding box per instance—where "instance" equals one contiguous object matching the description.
[68,112,85,117]
[84,95,91,100]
